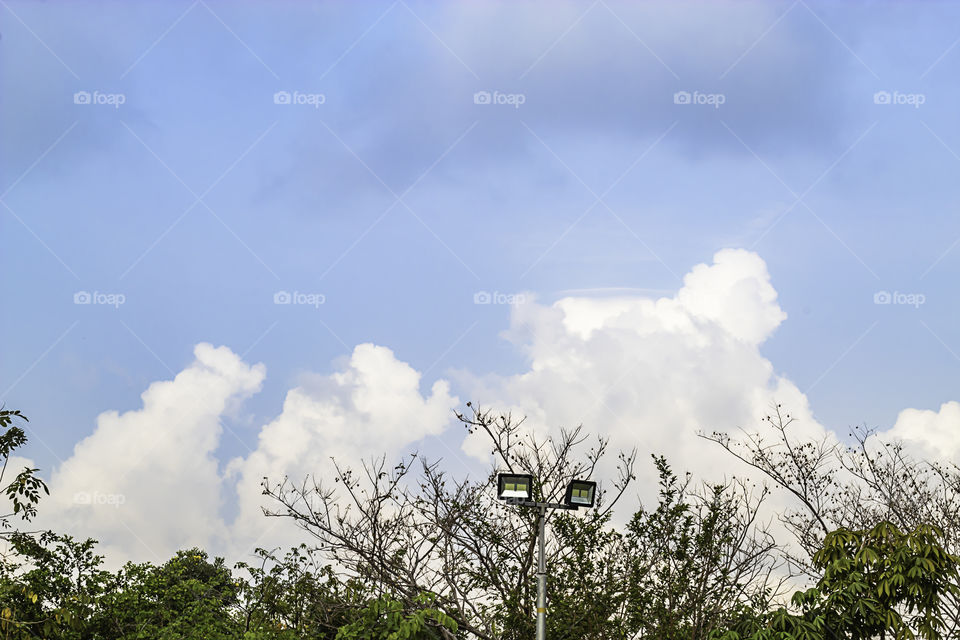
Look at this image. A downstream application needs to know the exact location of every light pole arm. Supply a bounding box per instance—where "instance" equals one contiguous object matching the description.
[504,498,579,511]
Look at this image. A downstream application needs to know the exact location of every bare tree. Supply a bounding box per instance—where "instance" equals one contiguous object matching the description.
[702,403,960,635]
[261,403,636,639]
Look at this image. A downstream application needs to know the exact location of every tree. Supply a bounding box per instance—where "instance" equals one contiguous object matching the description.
[623,456,784,640]
[335,593,457,640]
[807,521,959,640]
[234,545,367,638]
[715,522,960,640]
[545,509,629,639]
[262,403,637,640]
[0,409,76,638]
[0,409,49,531]
[6,399,960,639]
[0,536,248,639]
[704,403,960,637]
[0,531,107,638]
[96,548,240,639]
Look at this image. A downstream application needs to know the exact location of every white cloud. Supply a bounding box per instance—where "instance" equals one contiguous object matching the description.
[36,342,456,565]
[39,343,265,564]
[226,343,458,557]
[456,249,820,503]
[884,401,960,459]
[678,249,787,344]
[33,248,958,564]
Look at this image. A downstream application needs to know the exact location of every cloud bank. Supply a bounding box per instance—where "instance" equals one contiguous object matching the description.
[25,249,957,563]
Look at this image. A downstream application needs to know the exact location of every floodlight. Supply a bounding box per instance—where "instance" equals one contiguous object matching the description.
[563,479,597,508]
[497,473,534,500]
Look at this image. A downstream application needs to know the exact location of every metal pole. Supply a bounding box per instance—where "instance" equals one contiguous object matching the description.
[536,505,546,640]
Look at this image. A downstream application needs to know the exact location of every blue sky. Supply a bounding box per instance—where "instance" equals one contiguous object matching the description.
[4,1,960,560]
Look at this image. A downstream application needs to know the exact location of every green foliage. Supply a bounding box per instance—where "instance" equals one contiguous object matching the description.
[234,545,368,638]
[0,534,245,639]
[335,593,457,640]
[0,407,469,639]
[548,510,628,639]
[3,401,960,640]
[0,409,48,527]
[98,548,240,639]
[715,522,960,640]
[808,521,959,640]
[624,456,778,640]
[0,531,108,638]
[0,535,455,640]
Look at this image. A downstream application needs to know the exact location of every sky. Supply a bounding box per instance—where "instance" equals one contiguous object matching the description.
[3,0,960,564]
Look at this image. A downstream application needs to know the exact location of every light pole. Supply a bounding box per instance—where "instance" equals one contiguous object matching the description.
[496,473,598,640]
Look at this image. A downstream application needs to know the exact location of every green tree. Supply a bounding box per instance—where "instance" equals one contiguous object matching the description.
[805,522,958,640]
[95,548,240,639]
[234,545,367,638]
[704,403,960,633]
[335,593,457,640]
[547,509,628,640]
[716,522,960,640]
[0,531,107,638]
[0,409,49,530]
[624,456,781,640]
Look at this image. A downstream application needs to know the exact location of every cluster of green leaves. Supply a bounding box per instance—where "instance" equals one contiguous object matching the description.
[0,409,48,526]
[715,522,960,640]
[0,410,451,640]
[547,510,628,639]
[616,456,785,640]
[335,594,457,640]
[0,535,455,640]
[233,546,362,637]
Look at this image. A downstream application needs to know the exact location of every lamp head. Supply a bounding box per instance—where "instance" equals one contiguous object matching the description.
[564,479,597,508]
[497,473,534,501]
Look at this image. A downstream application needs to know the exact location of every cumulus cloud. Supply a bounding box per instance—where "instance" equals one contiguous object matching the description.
[678,249,787,344]
[456,249,821,501]
[226,343,458,556]
[30,342,455,564]
[884,401,960,460]
[39,343,265,563]
[30,248,960,563]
